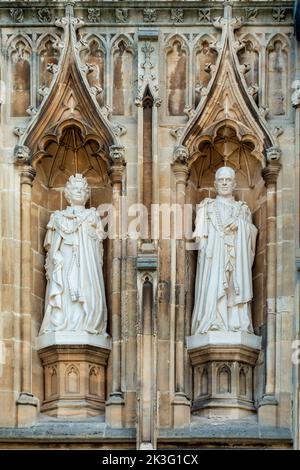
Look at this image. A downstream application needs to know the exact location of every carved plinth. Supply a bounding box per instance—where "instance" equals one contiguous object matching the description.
[187,332,261,419]
[37,333,111,418]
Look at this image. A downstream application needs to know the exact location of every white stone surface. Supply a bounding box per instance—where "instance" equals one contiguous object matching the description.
[191,167,258,335]
[187,331,261,351]
[36,331,112,350]
[39,174,108,337]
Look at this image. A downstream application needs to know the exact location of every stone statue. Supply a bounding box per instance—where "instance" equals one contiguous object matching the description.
[39,174,107,336]
[191,166,257,335]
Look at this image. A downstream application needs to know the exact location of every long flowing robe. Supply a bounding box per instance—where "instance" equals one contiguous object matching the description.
[191,196,257,335]
[39,206,107,335]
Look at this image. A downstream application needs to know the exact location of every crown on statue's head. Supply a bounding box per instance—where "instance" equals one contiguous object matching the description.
[67,173,88,189]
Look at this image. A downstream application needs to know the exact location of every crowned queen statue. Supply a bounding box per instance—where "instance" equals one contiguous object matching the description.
[39,174,107,339]
[191,166,258,335]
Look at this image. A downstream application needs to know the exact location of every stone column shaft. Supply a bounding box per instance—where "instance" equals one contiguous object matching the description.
[20,168,35,393]
[171,153,191,427]
[259,158,281,425]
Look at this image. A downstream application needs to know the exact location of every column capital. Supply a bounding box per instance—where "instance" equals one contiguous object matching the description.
[262,161,281,186]
[20,166,36,186]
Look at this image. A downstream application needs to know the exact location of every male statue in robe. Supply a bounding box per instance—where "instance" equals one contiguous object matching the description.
[191,166,257,335]
[39,174,107,335]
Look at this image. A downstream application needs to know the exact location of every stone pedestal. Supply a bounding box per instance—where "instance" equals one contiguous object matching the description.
[187,332,261,419]
[37,333,111,418]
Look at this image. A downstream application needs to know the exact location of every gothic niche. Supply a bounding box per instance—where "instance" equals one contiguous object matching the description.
[112,38,134,116]
[267,36,288,117]
[186,125,267,338]
[194,37,217,108]
[237,37,259,105]
[10,37,31,117]
[38,35,60,104]
[80,36,105,106]
[166,37,187,116]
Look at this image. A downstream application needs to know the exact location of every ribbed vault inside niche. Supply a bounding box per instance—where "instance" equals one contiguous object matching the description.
[185,124,267,334]
[30,124,113,403]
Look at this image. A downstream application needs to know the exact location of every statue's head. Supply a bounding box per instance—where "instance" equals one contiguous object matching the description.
[214,166,236,197]
[64,174,89,206]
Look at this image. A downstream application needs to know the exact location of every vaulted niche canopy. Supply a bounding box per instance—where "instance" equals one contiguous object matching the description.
[31,121,112,328]
[35,125,109,188]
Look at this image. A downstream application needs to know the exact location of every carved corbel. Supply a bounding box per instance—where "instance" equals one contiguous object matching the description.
[14,145,31,166]
[262,147,282,186]
[172,145,190,183]
[14,145,36,184]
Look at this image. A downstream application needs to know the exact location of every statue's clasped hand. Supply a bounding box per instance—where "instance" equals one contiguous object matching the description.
[225,221,238,233]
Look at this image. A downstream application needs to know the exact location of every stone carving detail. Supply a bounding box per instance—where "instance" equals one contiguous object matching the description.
[266,146,281,162]
[115,8,128,23]
[198,9,210,23]
[171,8,184,24]
[143,8,157,23]
[166,37,187,116]
[10,8,23,24]
[10,38,31,117]
[273,8,287,23]
[245,7,258,23]
[39,174,108,336]
[37,8,52,23]
[173,145,189,165]
[191,167,257,335]
[14,145,31,165]
[87,8,101,23]
[267,37,288,116]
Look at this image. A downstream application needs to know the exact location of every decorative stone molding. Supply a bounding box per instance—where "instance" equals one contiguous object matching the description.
[10,8,23,23]
[87,8,101,23]
[143,8,157,23]
[38,341,111,418]
[198,9,210,23]
[262,164,281,186]
[115,8,128,23]
[37,8,52,23]
[171,8,184,24]
[187,332,261,419]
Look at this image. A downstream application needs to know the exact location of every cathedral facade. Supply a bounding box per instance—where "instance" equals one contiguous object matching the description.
[0,0,299,449]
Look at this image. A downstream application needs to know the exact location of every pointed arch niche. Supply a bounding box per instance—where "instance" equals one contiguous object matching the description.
[17,75,120,408]
[186,122,266,334]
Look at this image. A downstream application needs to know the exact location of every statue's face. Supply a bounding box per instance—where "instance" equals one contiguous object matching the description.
[215,169,236,197]
[67,181,88,206]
